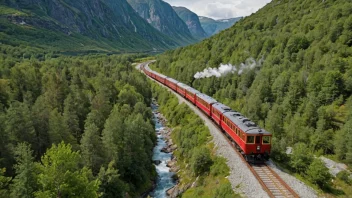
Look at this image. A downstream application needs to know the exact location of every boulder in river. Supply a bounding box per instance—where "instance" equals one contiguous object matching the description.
[153,160,161,165]
[161,147,171,153]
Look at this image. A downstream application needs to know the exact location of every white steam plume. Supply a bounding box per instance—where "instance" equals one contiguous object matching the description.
[194,57,263,79]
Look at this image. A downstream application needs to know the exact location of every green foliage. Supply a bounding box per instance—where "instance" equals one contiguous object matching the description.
[290,143,313,173]
[336,171,352,185]
[306,158,332,188]
[191,147,213,176]
[214,182,237,198]
[10,143,38,198]
[0,168,11,197]
[210,157,230,177]
[98,161,127,198]
[80,123,105,174]
[35,142,100,198]
[0,51,156,196]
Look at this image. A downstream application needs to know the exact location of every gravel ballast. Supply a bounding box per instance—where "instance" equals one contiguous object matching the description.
[266,160,318,198]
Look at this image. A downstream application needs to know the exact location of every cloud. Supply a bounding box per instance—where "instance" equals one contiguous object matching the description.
[164,0,271,19]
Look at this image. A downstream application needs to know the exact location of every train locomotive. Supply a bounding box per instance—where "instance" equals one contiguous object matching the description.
[141,63,271,160]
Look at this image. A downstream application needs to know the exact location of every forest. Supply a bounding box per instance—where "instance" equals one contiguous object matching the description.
[154,0,352,192]
[0,44,157,197]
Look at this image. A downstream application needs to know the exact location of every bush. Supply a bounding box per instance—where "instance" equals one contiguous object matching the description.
[191,147,213,176]
[336,170,352,185]
[306,158,332,188]
[290,143,313,173]
[214,182,237,198]
[210,157,229,177]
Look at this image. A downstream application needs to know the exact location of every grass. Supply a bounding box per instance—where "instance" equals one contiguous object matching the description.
[0,5,27,16]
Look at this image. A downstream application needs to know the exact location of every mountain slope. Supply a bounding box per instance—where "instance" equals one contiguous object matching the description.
[154,0,352,188]
[0,0,178,53]
[173,6,207,39]
[199,16,241,37]
[126,0,197,45]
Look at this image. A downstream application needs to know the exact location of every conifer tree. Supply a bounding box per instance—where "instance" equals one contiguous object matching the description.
[80,123,105,174]
[48,109,77,148]
[98,161,126,198]
[10,143,38,198]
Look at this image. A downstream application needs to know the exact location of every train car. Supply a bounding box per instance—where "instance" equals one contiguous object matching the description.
[195,94,218,116]
[211,103,233,125]
[185,87,201,104]
[165,78,179,91]
[154,73,167,84]
[177,83,190,97]
[222,112,271,158]
[149,71,156,79]
[142,66,152,77]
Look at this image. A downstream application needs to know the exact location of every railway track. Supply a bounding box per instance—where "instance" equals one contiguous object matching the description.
[249,162,299,198]
[140,62,300,198]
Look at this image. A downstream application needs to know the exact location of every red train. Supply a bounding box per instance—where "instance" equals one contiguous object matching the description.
[141,63,271,159]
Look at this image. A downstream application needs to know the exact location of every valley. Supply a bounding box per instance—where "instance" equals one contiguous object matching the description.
[1,0,352,197]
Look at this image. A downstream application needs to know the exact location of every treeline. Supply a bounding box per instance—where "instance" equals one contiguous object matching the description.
[0,45,156,197]
[152,83,238,197]
[153,0,352,191]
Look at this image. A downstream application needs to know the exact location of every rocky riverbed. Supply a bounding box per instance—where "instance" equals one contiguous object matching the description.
[149,101,180,198]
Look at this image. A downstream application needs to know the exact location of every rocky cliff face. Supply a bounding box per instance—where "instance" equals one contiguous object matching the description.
[1,0,178,52]
[126,0,197,45]
[199,16,242,37]
[172,6,207,40]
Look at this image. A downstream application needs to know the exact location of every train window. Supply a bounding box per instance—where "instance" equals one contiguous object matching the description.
[256,136,261,144]
[246,136,255,144]
[263,136,271,144]
[236,128,239,135]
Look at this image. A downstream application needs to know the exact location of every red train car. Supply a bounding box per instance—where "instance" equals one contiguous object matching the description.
[185,87,200,104]
[211,103,233,125]
[177,83,190,97]
[222,112,271,157]
[165,78,179,91]
[195,94,218,116]
[155,73,167,84]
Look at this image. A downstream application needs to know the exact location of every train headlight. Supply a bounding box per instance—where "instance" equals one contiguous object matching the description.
[257,146,261,151]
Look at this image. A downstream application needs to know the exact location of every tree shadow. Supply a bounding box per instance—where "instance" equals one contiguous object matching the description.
[323,185,345,196]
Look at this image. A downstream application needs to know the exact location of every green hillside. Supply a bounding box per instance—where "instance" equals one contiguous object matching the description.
[0,0,178,53]
[155,0,352,193]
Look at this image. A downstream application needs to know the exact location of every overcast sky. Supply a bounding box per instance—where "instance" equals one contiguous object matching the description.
[164,0,271,19]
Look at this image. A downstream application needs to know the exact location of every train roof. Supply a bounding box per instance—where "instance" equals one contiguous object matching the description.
[152,71,167,79]
[177,82,191,90]
[186,87,201,95]
[212,103,234,113]
[223,112,271,135]
[145,65,152,71]
[166,77,179,84]
[196,93,218,104]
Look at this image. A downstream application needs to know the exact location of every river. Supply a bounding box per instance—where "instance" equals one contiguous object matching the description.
[150,102,176,198]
